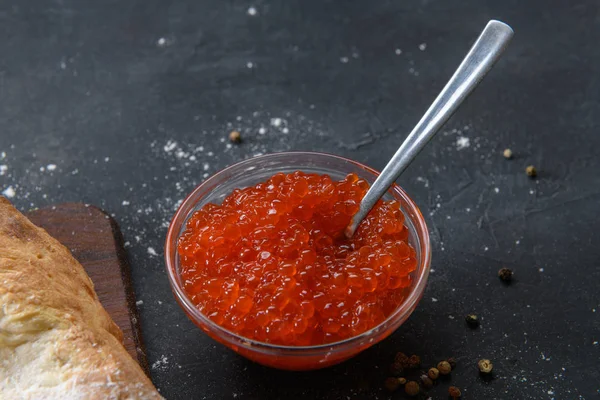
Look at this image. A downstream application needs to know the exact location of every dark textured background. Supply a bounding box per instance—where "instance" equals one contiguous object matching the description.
[1,0,599,398]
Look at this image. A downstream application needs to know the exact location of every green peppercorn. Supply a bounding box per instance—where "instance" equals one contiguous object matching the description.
[420,374,433,389]
[404,381,420,397]
[384,377,401,392]
[427,367,439,380]
[437,360,452,375]
[449,386,462,399]
[465,314,480,328]
[478,359,493,374]
[498,267,513,283]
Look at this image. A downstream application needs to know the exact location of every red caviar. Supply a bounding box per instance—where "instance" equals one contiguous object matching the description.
[178,171,417,346]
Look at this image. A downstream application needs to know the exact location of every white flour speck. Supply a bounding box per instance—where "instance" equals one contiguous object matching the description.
[157,37,167,47]
[158,300,163,305]
[456,136,470,150]
[270,118,282,127]
[2,186,15,198]
[258,127,266,135]
[494,187,500,193]
[0,165,6,176]
[147,247,158,256]
[151,355,169,370]
[419,43,427,51]
[395,48,402,55]
[122,200,130,206]
[203,163,210,171]
[282,127,289,134]
[539,267,544,272]
[164,140,178,153]
[104,157,110,162]
[247,6,257,16]
[431,297,438,302]
[46,164,57,171]
[246,61,254,69]
[136,300,144,306]
[340,56,349,63]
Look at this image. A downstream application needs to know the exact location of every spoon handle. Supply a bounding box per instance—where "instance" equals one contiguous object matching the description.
[346,20,513,238]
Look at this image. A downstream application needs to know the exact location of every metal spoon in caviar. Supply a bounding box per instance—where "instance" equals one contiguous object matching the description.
[345,20,514,238]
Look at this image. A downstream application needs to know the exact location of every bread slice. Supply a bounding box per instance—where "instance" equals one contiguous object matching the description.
[0,197,162,400]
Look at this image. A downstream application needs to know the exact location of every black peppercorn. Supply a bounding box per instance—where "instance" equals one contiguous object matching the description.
[420,374,433,389]
[498,267,513,283]
[384,377,401,392]
[447,357,457,369]
[405,381,420,397]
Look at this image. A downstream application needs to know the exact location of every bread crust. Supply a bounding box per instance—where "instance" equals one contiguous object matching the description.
[0,197,163,400]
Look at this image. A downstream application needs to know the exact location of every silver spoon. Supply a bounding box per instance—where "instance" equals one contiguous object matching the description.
[345,20,514,238]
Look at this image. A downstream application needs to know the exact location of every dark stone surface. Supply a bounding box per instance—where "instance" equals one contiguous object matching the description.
[1,0,598,398]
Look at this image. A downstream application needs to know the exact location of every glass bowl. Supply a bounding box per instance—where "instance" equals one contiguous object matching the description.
[165,152,431,370]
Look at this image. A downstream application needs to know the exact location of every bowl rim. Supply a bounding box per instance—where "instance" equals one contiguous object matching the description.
[165,151,431,353]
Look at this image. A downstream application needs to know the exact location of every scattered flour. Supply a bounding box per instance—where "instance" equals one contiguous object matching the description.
[418,43,427,51]
[247,6,257,16]
[147,247,158,256]
[46,164,57,171]
[456,136,470,150]
[0,165,6,176]
[2,186,15,198]
[151,355,169,371]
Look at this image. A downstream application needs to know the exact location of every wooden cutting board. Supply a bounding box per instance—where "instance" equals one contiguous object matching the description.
[27,203,149,375]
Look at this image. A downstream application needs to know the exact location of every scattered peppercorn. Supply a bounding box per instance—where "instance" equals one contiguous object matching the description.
[478,359,493,374]
[408,355,421,369]
[437,360,452,375]
[447,357,457,369]
[503,148,513,159]
[428,367,440,380]
[395,351,409,364]
[389,361,404,376]
[420,375,434,389]
[448,386,462,399]
[498,267,513,283]
[526,165,537,177]
[229,130,242,143]
[398,377,407,385]
[384,377,401,392]
[465,314,480,328]
[404,381,420,397]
